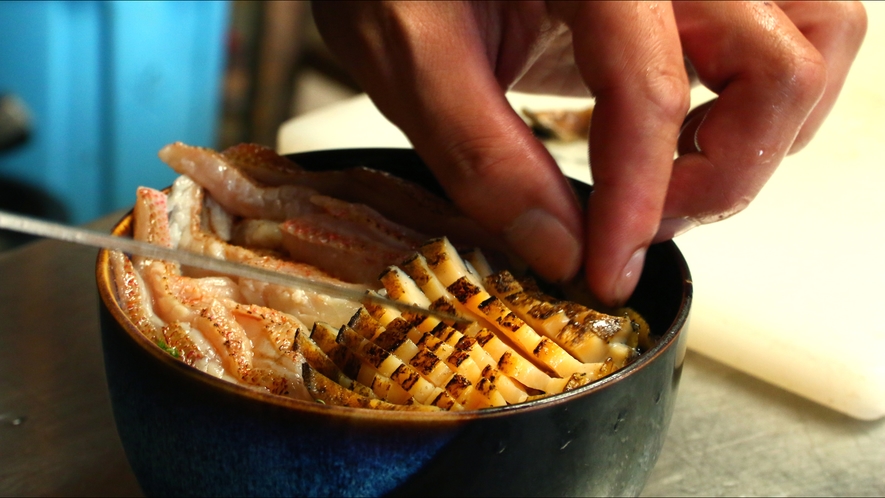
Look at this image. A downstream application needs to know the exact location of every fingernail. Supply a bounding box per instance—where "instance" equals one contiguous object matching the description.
[504,208,581,283]
[653,217,700,243]
[612,247,646,306]
[677,102,713,156]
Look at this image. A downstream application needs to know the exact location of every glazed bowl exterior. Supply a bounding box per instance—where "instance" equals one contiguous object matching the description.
[97,148,691,497]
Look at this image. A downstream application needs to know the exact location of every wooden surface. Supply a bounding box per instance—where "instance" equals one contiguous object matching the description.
[0,216,883,496]
[0,221,141,496]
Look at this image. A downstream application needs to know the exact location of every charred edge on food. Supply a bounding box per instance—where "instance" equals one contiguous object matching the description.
[358,341,391,369]
[454,335,477,353]
[409,349,441,376]
[475,377,497,398]
[431,322,458,343]
[447,277,480,303]
[446,347,471,368]
[474,328,496,347]
[327,346,362,380]
[400,255,431,287]
[446,374,471,397]
[432,391,457,410]
[398,311,428,328]
[419,238,448,267]
[429,297,460,319]
[533,338,557,358]
[485,271,522,296]
[391,364,420,390]
[347,307,383,340]
[373,325,409,353]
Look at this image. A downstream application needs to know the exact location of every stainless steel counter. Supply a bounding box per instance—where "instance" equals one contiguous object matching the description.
[1,223,883,496]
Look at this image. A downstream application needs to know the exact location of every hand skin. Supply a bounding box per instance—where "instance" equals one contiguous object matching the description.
[312,1,866,306]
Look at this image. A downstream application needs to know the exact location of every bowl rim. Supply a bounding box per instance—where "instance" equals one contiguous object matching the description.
[96,147,693,423]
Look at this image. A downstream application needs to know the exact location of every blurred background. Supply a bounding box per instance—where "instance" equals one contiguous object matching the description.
[0,0,357,249]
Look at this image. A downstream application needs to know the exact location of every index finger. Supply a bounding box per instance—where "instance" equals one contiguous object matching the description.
[550,1,690,305]
[314,1,586,283]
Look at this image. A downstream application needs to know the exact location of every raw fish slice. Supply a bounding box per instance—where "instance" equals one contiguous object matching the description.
[309,195,425,250]
[279,193,425,285]
[126,187,231,378]
[190,299,255,382]
[230,303,363,394]
[202,194,234,242]
[133,186,174,249]
[110,250,165,343]
[132,185,313,396]
[168,175,365,328]
[159,321,227,379]
[279,216,412,286]
[220,143,503,252]
[231,302,312,401]
[230,219,284,251]
[221,143,307,184]
[112,246,225,380]
[159,142,321,221]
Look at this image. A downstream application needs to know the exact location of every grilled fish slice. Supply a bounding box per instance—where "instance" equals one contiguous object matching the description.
[334,323,461,408]
[303,366,440,411]
[359,300,511,406]
[355,307,498,406]
[448,277,599,380]
[311,322,416,405]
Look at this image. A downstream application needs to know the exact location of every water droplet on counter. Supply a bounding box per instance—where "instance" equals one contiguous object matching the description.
[1,414,27,427]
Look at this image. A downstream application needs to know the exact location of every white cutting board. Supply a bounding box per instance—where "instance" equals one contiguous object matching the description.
[278,2,885,420]
[673,17,885,420]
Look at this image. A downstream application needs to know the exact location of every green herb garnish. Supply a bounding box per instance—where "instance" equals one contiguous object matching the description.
[156,340,181,359]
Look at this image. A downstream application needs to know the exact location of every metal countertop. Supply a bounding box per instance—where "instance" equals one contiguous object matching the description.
[0,219,882,497]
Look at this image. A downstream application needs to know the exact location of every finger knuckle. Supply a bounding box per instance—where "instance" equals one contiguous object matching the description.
[442,134,516,183]
[823,0,869,37]
[642,66,692,124]
[770,43,827,109]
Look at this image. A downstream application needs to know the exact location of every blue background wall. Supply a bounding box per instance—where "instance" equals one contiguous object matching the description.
[0,1,229,223]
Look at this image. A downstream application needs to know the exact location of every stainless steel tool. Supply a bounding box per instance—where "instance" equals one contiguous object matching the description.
[0,209,469,324]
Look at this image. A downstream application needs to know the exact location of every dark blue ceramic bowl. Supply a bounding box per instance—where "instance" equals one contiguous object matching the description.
[97,148,691,497]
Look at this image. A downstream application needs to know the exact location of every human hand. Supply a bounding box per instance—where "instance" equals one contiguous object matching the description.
[311,1,866,306]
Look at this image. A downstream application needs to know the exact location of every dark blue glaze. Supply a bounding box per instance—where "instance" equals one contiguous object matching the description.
[101,306,458,497]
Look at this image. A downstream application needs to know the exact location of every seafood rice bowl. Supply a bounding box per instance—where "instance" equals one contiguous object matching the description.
[97,146,691,496]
